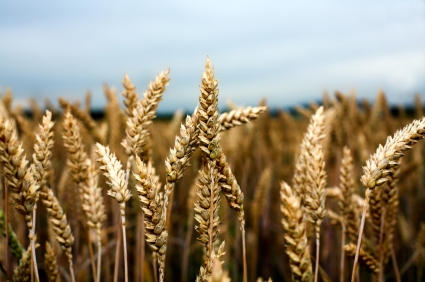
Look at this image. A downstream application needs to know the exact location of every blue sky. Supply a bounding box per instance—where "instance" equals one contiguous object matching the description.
[1,1,425,112]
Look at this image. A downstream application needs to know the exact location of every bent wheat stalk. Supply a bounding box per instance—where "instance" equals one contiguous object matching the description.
[351,117,425,282]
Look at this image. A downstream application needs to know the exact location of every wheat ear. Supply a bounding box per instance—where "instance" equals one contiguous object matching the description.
[121,74,139,117]
[32,110,55,281]
[44,242,60,282]
[155,109,199,280]
[59,99,104,143]
[104,86,123,152]
[305,145,327,282]
[280,181,313,282]
[0,117,40,281]
[83,162,106,282]
[12,245,33,282]
[39,188,75,282]
[2,88,12,115]
[0,207,24,261]
[338,147,358,282]
[292,106,325,209]
[121,68,170,161]
[352,116,425,282]
[209,257,231,282]
[133,158,166,282]
[164,109,199,224]
[196,57,234,280]
[96,143,131,282]
[250,166,272,279]
[194,163,226,282]
[197,58,247,281]
[345,243,379,274]
[62,110,98,278]
[218,106,268,131]
[339,147,359,244]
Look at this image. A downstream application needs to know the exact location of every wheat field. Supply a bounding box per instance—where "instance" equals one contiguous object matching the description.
[0,58,425,282]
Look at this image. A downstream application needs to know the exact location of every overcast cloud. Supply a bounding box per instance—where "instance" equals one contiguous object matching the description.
[1,0,424,112]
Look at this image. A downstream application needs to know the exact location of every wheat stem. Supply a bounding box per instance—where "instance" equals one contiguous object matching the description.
[114,226,121,282]
[87,228,97,280]
[69,259,76,282]
[121,214,128,282]
[4,178,11,278]
[30,208,40,282]
[241,224,247,282]
[378,207,386,282]
[340,224,346,282]
[315,235,320,282]
[351,200,368,282]
[97,237,101,282]
[391,246,401,282]
[153,253,158,282]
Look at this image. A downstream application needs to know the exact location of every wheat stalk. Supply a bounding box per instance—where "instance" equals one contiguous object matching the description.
[352,116,425,282]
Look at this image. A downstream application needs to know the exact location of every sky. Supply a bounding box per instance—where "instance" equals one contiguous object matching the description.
[1,0,425,112]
